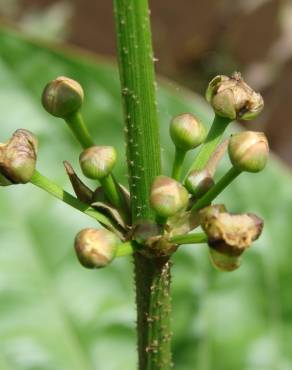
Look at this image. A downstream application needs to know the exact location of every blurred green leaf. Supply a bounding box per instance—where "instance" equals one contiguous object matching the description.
[0,27,292,370]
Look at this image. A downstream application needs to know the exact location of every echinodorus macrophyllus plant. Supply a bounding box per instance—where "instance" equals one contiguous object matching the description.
[0,1,270,369]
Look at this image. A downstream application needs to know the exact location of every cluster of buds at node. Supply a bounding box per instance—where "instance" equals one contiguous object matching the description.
[0,73,269,273]
[149,72,269,270]
[0,129,38,186]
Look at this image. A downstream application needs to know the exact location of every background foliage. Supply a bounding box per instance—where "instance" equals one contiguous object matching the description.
[0,28,292,370]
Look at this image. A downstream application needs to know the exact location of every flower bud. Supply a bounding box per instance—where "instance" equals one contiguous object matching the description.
[79,146,117,179]
[42,76,84,118]
[170,113,206,151]
[199,205,263,258]
[228,131,269,173]
[150,176,189,218]
[74,228,119,268]
[0,129,38,185]
[206,72,264,120]
[185,169,214,197]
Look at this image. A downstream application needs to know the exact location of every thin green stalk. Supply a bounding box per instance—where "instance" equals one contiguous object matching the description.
[116,241,135,257]
[170,232,207,245]
[185,115,231,178]
[65,111,94,149]
[100,174,123,209]
[30,170,114,229]
[191,166,241,214]
[171,148,186,181]
[113,0,172,369]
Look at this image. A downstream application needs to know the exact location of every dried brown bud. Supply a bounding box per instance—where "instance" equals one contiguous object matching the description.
[74,228,119,269]
[0,129,38,185]
[206,72,264,120]
[199,205,263,257]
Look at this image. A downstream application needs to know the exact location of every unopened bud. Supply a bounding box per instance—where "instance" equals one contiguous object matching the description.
[42,76,84,118]
[206,72,264,120]
[79,146,117,179]
[170,113,206,151]
[74,228,119,268]
[185,169,214,197]
[228,131,269,173]
[150,175,189,218]
[0,129,38,185]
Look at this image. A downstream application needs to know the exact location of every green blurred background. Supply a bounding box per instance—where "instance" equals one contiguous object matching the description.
[0,1,292,370]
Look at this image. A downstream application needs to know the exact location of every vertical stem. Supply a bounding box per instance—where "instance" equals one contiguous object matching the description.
[113,1,172,369]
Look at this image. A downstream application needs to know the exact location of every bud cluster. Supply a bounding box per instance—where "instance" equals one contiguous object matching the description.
[1,73,269,272]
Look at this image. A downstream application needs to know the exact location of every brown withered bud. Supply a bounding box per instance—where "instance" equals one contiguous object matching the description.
[206,72,264,120]
[0,129,38,185]
[199,205,263,257]
[209,249,241,272]
[74,228,119,269]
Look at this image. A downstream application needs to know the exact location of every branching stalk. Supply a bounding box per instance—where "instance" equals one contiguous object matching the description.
[30,170,115,229]
[191,166,241,214]
[185,115,231,178]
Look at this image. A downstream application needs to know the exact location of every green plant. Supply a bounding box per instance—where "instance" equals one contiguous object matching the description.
[0,2,278,370]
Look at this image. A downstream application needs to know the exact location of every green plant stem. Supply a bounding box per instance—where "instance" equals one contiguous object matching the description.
[191,166,241,214]
[171,147,186,181]
[113,0,172,369]
[100,174,123,209]
[170,232,207,245]
[116,241,135,257]
[65,111,94,149]
[185,115,231,179]
[30,170,115,229]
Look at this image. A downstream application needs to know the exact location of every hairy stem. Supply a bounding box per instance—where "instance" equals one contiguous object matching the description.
[185,115,231,179]
[191,166,241,214]
[30,170,116,231]
[113,0,172,369]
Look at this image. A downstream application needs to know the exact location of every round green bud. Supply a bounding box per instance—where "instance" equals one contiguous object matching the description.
[170,113,206,151]
[79,146,117,179]
[0,129,38,185]
[206,72,264,121]
[42,76,84,118]
[74,228,119,269]
[150,175,189,218]
[209,248,241,272]
[185,169,214,197]
[228,131,269,173]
